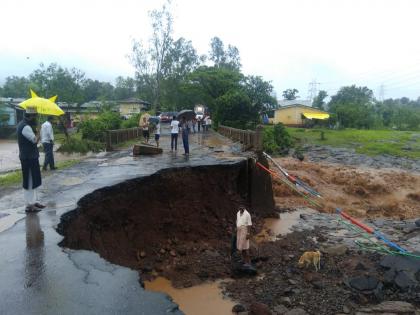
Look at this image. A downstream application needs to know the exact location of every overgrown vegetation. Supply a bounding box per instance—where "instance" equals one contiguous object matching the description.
[121,113,140,128]
[263,123,292,155]
[57,137,104,154]
[79,111,121,142]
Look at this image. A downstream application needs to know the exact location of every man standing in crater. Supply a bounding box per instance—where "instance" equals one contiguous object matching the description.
[236,205,252,264]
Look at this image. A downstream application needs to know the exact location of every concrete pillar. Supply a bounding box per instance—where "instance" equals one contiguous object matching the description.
[254,125,264,152]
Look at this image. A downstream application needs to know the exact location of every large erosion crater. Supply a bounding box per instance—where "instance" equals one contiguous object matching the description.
[57,160,274,287]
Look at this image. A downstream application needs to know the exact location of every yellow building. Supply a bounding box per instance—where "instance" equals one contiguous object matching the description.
[274,102,329,126]
[118,98,151,118]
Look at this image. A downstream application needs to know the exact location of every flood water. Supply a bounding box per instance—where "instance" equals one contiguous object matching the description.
[144,210,318,314]
[256,208,317,242]
[145,277,235,315]
[0,140,91,173]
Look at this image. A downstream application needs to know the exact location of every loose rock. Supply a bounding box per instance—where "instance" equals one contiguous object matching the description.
[284,308,308,315]
[232,304,247,313]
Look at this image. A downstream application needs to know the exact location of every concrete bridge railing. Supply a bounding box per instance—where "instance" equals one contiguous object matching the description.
[106,127,142,151]
[218,124,263,152]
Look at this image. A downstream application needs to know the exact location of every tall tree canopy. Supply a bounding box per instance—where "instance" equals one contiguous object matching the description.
[328,85,375,128]
[282,88,299,100]
[312,90,328,110]
[209,36,241,70]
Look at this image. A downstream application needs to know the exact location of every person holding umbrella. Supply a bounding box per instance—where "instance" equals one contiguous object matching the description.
[180,116,190,155]
[17,89,66,212]
[16,106,45,212]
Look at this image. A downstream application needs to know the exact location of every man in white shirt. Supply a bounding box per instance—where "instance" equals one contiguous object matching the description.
[154,120,161,147]
[236,205,252,264]
[170,116,179,151]
[41,116,56,170]
[17,106,45,212]
[206,117,212,130]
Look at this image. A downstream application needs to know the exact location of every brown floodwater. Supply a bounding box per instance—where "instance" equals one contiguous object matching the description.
[0,140,92,173]
[256,208,317,242]
[145,277,235,315]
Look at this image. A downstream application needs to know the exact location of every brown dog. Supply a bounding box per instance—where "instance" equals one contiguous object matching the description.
[298,250,321,271]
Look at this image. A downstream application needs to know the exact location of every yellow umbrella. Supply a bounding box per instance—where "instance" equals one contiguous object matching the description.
[18,89,65,116]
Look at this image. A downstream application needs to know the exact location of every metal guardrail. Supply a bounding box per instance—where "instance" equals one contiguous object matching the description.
[218,124,263,151]
[106,127,142,151]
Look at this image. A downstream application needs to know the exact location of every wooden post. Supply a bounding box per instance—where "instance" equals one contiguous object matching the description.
[255,125,264,152]
[106,131,112,151]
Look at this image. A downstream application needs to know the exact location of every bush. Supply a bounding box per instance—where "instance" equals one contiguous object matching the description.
[121,113,140,129]
[273,123,292,154]
[263,123,292,155]
[79,111,122,142]
[57,137,104,154]
[263,127,278,154]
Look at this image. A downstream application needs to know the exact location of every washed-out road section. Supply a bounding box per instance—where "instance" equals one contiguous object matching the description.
[0,130,245,315]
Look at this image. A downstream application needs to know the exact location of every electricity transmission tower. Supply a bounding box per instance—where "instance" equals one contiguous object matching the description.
[378,84,385,101]
[307,79,320,103]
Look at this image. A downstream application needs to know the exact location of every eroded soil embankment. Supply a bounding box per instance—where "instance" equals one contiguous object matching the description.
[57,162,273,287]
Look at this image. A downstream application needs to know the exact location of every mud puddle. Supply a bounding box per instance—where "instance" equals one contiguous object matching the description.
[145,277,235,315]
[256,208,317,242]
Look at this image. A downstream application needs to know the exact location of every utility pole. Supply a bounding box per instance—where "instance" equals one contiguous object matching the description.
[307,79,320,104]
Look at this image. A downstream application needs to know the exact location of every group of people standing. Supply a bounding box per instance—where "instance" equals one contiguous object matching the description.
[192,116,212,133]
[140,114,212,156]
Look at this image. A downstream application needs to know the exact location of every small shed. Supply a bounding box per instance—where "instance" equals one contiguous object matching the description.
[274,102,329,126]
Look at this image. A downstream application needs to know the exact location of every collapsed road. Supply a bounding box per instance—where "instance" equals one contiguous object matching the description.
[0,130,275,315]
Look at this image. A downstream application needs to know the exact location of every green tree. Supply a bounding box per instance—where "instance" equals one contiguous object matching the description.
[244,75,277,114]
[312,90,328,110]
[209,36,241,70]
[215,89,255,129]
[1,76,30,98]
[114,76,136,100]
[29,63,86,103]
[282,88,299,100]
[130,1,173,110]
[184,66,243,114]
[160,37,199,110]
[328,85,375,128]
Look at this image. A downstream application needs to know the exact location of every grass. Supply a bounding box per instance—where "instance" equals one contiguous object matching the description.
[0,159,81,188]
[277,127,420,159]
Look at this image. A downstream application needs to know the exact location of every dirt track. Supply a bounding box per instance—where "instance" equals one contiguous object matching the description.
[272,158,420,219]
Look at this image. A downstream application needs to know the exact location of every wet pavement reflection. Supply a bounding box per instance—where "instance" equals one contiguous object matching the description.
[25,214,45,289]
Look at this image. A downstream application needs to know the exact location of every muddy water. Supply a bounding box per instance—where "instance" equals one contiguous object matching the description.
[256,208,317,242]
[145,277,235,315]
[0,140,92,173]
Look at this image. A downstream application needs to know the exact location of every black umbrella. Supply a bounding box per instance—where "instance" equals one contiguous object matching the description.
[148,116,160,124]
[177,109,196,120]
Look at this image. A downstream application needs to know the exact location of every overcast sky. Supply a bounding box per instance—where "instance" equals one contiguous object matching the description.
[2,0,420,100]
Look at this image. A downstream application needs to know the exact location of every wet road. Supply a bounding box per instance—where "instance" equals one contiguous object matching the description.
[0,130,245,315]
